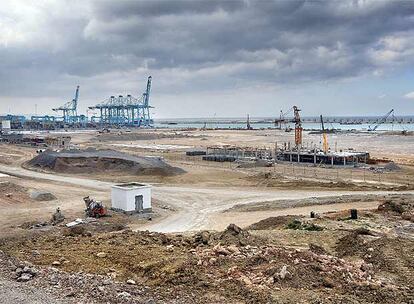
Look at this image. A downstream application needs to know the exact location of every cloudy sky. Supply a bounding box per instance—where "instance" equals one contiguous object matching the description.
[0,0,414,118]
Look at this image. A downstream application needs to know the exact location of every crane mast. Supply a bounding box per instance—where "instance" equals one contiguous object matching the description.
[293,106,302,147]
[320,114,328,153]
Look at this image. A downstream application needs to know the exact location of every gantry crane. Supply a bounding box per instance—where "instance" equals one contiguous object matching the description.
[89,76,153,127]
[293,106,302,147]
[52,86,80,123]
[368,109,394,131]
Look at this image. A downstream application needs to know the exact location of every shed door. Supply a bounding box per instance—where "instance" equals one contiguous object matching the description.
[135,195,144,212]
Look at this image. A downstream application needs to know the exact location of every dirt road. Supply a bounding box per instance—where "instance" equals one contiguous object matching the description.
[0,164,411,233]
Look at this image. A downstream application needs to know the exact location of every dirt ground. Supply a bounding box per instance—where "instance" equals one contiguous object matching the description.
[0,128,413,232]
[0,128,413,303]
[0,197,413,303]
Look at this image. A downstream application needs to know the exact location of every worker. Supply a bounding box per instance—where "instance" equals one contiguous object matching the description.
[51,207,65,225]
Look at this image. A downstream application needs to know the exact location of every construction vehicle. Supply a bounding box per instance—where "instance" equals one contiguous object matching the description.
[293,106,302,147]
[83,196,107,218]
[320,115,328,153]
[368,109,394,131]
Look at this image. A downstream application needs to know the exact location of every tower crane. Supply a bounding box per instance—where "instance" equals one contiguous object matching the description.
[368,109,394,131]
[320,115,328,153]
[293,106,302,147]
[52,86,80,123]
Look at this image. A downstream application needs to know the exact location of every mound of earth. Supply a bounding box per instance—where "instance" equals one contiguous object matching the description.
[29,190,56,201]
[383,161,402,171]
[247,215,301,230]
[378,195,414,221]
[27,149,185,176]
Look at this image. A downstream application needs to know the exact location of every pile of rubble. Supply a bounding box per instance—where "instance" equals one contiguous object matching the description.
[0,223,412,303]
[378,195,414,222]
[193,243,383,290]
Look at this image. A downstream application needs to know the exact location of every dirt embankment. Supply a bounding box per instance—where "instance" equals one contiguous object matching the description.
[226,193,414,213]
[244,172,412,191]
[26,149,185,176]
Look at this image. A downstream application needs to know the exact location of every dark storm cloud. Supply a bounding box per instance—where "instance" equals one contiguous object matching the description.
[93,0,246,18]
[1,0,414,101]
[84,0,414,74]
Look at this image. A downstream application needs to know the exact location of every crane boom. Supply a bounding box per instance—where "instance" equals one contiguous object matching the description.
[143,76,152,106]
[368,109,394,131]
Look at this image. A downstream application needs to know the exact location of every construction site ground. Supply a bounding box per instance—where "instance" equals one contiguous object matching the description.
[0,128,413,303]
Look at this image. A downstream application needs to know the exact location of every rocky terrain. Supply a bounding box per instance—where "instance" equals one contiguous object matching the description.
[0,197,413,303]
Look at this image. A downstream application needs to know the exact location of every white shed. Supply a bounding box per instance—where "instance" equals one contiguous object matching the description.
[111,183,152,213]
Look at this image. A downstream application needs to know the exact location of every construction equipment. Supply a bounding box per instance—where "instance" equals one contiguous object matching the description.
[293,106,302,147]
[368,109,394,131]
[83,196,107,218]
[320,115,328,153]
[274,108,292,130]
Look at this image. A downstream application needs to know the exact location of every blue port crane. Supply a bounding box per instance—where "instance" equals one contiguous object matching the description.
[52,86,80,123]
[89,76,153,127]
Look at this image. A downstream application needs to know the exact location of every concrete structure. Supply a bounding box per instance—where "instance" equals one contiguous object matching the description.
[278,150,369,166]
[45,136,71,150]
[1,120,11,132]
[111,182,152,213]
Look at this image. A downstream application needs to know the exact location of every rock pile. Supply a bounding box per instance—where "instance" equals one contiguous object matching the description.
[14,265,37,282]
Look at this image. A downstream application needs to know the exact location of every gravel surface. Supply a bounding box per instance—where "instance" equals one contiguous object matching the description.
[0,278,69,304]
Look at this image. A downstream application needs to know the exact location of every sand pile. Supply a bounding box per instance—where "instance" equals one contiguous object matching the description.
[27,149,185,176]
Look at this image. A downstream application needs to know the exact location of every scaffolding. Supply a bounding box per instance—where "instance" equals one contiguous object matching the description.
[89,76,153,127]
